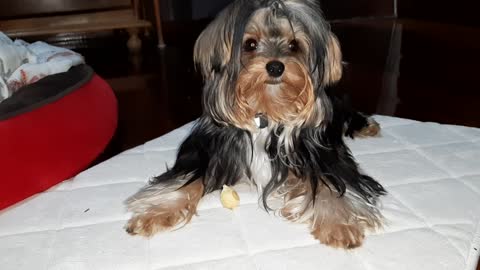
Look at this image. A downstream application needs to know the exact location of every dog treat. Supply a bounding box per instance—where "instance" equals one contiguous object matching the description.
[221,185,240,210]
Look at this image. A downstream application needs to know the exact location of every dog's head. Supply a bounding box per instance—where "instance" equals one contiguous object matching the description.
[194,0,342,129]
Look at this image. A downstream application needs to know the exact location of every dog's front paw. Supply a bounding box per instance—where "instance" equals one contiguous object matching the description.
[125,212,183,237]
[311,223,365,249]
[125,179,204,237]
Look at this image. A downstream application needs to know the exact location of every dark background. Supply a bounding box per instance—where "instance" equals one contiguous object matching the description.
[2,0,477,26]
[1,0,479,163]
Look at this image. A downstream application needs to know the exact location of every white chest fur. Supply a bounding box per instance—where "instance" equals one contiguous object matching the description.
[249,128,272,190]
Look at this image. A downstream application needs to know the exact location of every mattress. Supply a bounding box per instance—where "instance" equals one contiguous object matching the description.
[1,115,479,270]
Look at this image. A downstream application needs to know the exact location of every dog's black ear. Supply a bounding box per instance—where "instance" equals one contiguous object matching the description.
[194,7,236,79]
[323,32,343,85]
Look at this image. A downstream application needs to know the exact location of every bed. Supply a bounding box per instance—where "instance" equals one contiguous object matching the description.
[0,65,117,210]
[1,115,479,270]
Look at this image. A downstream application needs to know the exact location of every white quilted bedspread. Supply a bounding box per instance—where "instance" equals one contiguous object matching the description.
[1,115,480,270]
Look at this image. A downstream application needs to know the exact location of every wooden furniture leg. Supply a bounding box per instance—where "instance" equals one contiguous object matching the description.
[153,0,166,48]
[127,28,142,53]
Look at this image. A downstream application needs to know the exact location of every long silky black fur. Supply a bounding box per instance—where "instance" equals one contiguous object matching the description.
[150,0,386,211]
[151,94,386,210]
[263,91,386,209]
[152,116,252,194]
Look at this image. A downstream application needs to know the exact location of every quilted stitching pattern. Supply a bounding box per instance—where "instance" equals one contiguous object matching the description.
[1,116,479,270]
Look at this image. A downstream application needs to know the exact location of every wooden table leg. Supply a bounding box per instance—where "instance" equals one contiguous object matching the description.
[127,28,142,53]
[153,0,166,48]
[132,0,140,18]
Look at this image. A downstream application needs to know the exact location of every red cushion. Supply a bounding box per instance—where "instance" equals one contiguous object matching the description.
[0,73,117,210]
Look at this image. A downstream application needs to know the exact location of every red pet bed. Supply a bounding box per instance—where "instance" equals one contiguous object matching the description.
[0,65,117,210]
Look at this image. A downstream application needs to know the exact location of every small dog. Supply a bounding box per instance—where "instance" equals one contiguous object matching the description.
[125,0,386,249]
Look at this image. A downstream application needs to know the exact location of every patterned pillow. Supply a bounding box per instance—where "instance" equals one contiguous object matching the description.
[0,33,34,101]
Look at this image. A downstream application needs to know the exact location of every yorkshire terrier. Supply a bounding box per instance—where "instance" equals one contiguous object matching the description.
[125,0,386,249]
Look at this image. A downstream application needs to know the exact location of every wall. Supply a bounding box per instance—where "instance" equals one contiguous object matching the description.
[191,0,232,20]
[398,0,478,26]
[319,0,395,20]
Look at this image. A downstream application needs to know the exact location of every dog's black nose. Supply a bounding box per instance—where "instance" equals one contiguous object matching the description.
[266,61,285,77]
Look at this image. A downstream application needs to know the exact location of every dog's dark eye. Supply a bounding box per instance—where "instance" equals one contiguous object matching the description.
[289,40,299,52]
[244,39,258,52]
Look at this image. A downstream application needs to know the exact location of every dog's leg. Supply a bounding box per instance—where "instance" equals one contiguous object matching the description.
[278,175,314,224]
[280,177,383,249]
[124,128,208,237]
[309,185,382,249]
[346,111,381,138]
[124,117,251,237]
[326,90,381,138]
[125,178,204,237]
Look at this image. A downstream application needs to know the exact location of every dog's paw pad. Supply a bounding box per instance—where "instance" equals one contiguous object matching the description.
[311,223,365,249]
[356,119,381,138]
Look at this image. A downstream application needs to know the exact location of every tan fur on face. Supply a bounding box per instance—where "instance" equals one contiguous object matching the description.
[235,57,315,128]
[125,179,204,237]
[323,33,343,85]
[228,8,320,129]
